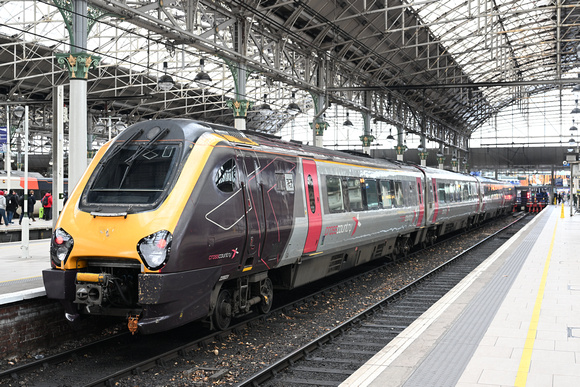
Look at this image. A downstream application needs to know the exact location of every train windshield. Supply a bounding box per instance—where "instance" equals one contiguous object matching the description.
[81,135,182,210]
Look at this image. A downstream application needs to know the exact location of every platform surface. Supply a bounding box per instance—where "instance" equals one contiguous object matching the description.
[341,204,580,387]
[0,220,51,304]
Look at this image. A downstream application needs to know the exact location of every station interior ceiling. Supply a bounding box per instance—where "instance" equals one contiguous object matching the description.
[1,0,580,176]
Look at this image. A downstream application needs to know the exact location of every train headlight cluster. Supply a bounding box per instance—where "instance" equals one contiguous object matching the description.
[51,228,74,267]
[137,230,172,270]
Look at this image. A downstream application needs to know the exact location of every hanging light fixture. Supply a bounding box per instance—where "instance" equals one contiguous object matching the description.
[257,94,271,112]
[386,128,395,141]
[94,119,106,133]
[13,105,25,119]
[571,99,580,116]
[571,119,578,132]
[158,62,174,91]
[194,58,212,88]
[287,92,301,114]
[343,112,353,126]
[115,120,127,132]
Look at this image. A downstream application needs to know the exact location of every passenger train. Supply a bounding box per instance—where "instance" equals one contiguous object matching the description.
[42,119,516,334]
[0,171,67,215]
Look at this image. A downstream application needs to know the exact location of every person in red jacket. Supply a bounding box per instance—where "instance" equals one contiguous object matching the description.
[41,192,53,221]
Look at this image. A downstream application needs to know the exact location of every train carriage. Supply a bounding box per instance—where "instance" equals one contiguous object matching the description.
[42,119,516,334]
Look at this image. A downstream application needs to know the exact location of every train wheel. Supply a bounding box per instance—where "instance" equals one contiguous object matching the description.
[213,289,232,330]
[257,278,274,314]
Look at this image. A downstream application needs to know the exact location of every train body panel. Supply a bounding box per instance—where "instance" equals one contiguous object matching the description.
[42,119,517,334]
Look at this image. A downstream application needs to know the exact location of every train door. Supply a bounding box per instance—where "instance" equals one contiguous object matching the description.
[237,149,266,269]
[302,159,322,254]
[431,178,439,223]
[416,177,425,227]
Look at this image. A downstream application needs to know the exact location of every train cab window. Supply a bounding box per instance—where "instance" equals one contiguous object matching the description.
[326,176,344,213]
[363,179,380,210]
[215,159,237,193]
[84,140,180,206]
[346,178,364,211]
[307,175,316,214]
[394,181,404,207]
[380,180,395,208]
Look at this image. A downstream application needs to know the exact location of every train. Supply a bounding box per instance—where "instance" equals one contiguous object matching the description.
[0,170,67,215]
[42,119,516,334]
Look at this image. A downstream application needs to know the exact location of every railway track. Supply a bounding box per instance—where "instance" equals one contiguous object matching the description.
[236,214,528,387]
[0,214,527,387]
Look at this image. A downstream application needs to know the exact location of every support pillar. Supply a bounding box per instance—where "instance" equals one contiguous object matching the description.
[52,85,65,228]
[395,125,405,161]
[225,59,253,130]
[54,0,101,191]
[360,112,374,154]
[310,93,328,148]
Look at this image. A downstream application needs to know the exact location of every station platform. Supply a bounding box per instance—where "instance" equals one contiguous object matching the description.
[341,204,580,387]
[0,220,51,305]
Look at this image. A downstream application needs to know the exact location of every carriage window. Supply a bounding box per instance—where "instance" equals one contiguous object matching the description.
[445,183,454,202]
[215,159,236,192]
[307,175,316,214]
[347,178,364,211]
[462,184,469,201]
[326,176,344,213]
[363,179,380,210]
[380,180,395,208]
[394,181,404,207]
[408,182,416,206]
[438,183,446,203]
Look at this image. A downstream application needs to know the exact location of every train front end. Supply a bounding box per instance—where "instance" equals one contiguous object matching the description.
[42,120,218,334]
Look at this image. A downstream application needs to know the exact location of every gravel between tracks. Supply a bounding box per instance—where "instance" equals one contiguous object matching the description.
[2,215,521,386]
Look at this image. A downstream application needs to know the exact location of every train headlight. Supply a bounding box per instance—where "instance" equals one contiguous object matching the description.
[137,230,172,270]
[50,228,74,267]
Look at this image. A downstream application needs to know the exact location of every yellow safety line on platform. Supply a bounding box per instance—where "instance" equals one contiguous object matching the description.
[514,218,558,386]
[0,275,42,284]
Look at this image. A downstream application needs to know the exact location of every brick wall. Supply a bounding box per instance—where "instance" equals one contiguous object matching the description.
[0,298,117,359]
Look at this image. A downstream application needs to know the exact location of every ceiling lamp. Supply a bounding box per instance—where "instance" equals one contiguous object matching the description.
[570,119,578,132]
[158,62,174,91]
[287,92,301,114]
[193,58,212,89]
[115,120,127,132]
[257,94,271,112]
[13,105,25,119]
[94,119,106,133]
[386,129,395,141]
[571,99,580,116]
[343,112,353,126]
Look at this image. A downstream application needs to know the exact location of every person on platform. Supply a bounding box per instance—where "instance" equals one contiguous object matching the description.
[6,190,19,224]
[41,192,53,221]
[0,191,8,226]
[19,190,36,224]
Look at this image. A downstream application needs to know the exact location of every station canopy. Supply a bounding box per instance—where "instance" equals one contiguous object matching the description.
[0,0,579,153]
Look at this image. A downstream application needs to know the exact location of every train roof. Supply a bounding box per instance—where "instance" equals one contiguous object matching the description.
[0,170,46,179]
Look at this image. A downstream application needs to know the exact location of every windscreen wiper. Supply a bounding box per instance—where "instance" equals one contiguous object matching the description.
[99,129,144,166]
[118,127,170,189]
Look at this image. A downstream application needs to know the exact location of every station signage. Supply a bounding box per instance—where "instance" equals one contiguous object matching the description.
[0,126,6,153]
